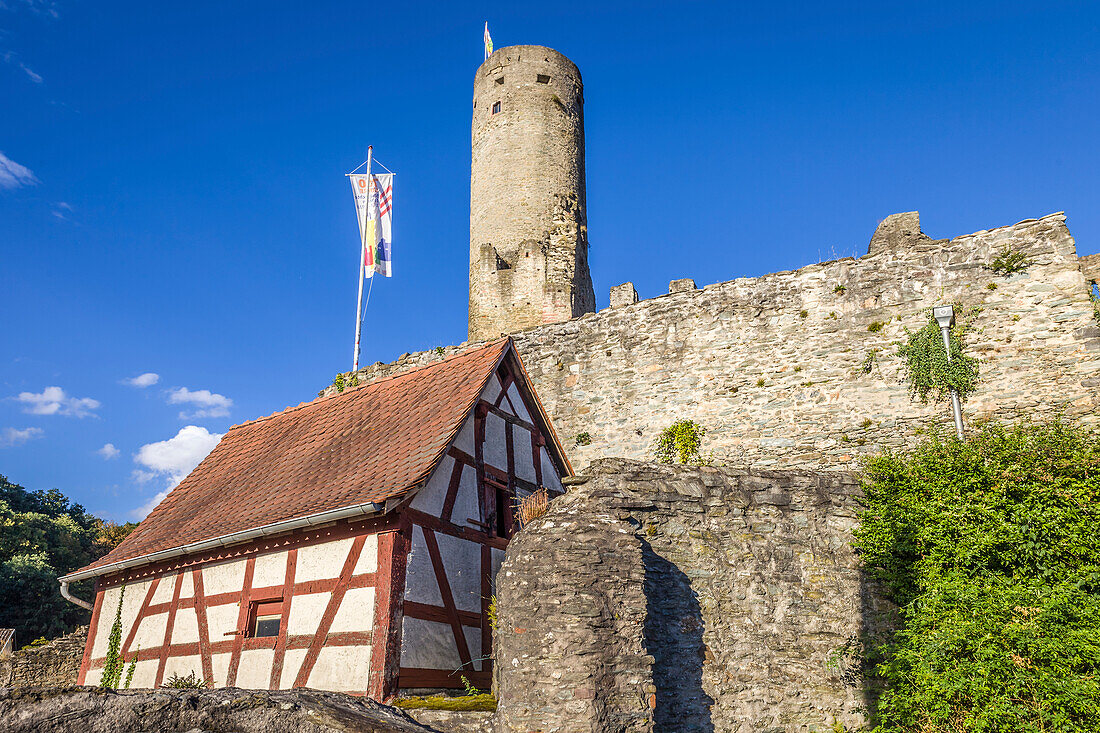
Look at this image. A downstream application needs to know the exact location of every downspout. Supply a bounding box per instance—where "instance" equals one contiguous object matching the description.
[59,579,93,611]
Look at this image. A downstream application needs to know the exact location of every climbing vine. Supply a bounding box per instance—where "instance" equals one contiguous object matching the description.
[897,307,979,403]
[653,420,708,465]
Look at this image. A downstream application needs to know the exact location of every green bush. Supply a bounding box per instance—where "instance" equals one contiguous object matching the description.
[653,420,707,465]
[162,671,209,689]
[897,308,979,403]
[854,419,1100,732]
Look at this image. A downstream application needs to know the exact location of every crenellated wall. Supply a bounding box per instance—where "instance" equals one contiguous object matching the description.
[328,212,1100,472]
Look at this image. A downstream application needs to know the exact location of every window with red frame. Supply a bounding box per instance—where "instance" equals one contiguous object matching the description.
[248,599,283,638]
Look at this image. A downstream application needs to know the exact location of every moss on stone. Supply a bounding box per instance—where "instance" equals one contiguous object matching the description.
[391,693,497,711]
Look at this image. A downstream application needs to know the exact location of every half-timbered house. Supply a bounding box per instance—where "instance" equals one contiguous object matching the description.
[60,338,569,699]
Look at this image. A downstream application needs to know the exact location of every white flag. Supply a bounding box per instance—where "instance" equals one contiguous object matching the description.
[349,173,393,278]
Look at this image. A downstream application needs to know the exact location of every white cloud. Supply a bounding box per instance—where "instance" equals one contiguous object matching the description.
[134,425,222,488]
[131,469,155,484]
[0,426,43,447]
[97,442,120,459]
[167,387,232,419]
[18,61,41,83]
[15,386,100,417]
[123,372,159,388]
[51,202,72,220]
[0,151,38,190]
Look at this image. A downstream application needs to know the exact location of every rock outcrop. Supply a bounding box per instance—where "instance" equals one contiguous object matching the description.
[0,687,435,733]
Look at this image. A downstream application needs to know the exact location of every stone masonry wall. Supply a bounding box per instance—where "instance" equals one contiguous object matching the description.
[0,626,86,688]
[494,459,888,733]
[327,211,1099,472]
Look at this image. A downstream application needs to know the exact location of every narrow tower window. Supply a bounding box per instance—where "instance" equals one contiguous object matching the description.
[536,74,550,84]
[492,101,501,114]
[495,76,504,85]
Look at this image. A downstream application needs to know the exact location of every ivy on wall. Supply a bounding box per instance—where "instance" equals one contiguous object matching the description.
[653,420,708,465]
[897,308,979,403]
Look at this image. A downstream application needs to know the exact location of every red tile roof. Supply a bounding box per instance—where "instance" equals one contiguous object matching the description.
[76,338,512,576]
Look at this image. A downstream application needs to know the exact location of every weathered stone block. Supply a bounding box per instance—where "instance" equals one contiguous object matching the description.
[610,282,639,308]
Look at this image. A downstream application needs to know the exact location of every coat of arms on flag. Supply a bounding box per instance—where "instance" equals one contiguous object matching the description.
[349,173,393,278]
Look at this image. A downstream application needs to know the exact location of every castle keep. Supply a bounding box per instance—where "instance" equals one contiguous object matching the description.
[469,46,595,341]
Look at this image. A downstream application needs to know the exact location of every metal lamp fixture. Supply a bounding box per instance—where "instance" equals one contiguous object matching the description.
[933,305,965,439]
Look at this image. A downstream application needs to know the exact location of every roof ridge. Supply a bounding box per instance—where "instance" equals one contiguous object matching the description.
[228,338,510,431]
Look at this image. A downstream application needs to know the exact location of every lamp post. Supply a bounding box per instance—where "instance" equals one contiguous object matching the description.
[933,305,965,439]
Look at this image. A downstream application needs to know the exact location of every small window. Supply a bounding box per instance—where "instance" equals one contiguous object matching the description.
[492,101,501,115]
[536,74,550,84]
[495,76,504,85]
[249,599,282,638]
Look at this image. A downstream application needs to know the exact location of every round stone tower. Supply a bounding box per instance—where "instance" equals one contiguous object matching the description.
[469,45,595,341]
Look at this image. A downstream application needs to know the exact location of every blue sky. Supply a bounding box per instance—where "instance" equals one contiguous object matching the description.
[2,1,1098,521]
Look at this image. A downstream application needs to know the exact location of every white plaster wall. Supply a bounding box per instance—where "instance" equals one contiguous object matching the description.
[287,593,328,636]
[400,617,460,670]
[436,533,483,613]
[162,654,203,683]
[409,456,452,516]
[452,465,479,527]
[297,537,354,582]
[483,412,508,471]
[541,446,562,490]
[513,423,537,482]
[132,611,167,651]
[483,374,503,404]
[330,586,375,633]
[207,603,239,640]
[202,560,245,597]
[466,625,484,671]
[151,576,175,604]
[178,571,194,598]
[211,652,232,687]
[170,607,199,644]
[404,531,443,607]
[129,659,159,689]
[454,415,475,454]
[279,648,308,689]
[353,533,378,574]
[252,550,287,588]
[91,579,152,658]
[235,648,274,689]
[506,383,532,422]
[310,646,372,692]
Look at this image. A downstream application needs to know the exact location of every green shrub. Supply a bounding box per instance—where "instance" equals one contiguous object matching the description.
[162,671,208,689]
[897,308,979,403]
[574,431,591,446]
[653,420,707,465]
[990,245,1034,276]
[834,284,847,294]
[331,373,346,393]
[867,321,885,333]
[854,419,1100,732]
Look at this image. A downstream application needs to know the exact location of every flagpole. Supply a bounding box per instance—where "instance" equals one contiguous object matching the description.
[352,145,373,372]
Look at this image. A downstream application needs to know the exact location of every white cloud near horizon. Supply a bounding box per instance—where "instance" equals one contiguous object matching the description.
[98,442,120,459]
[130,425,223,519]
[15,386,100,417]
[167,386,232,419]
[123,372,159,388]
[0,427,44,447]
[0,151,38,190]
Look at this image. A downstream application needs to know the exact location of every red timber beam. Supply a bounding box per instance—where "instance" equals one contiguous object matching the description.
[269,548,299,688]
[291,536,362,688]
[224,556,255,687]
[368,522,410,701]
[76,579,105,685]
[191,569,215,686]
[154,571,184,687]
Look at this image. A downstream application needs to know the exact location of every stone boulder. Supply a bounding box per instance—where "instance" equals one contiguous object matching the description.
[0,686,436,733]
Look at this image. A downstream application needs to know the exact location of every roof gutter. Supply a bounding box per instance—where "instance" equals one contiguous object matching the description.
[57,501,385,594]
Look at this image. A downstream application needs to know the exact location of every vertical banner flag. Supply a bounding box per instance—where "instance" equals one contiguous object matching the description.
[484,22,493,59]
[349,173,394,278]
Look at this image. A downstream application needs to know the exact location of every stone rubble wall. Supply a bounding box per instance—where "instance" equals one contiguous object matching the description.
[0,627,86,688]
[495,459,892,733]
[326,212,1099,472]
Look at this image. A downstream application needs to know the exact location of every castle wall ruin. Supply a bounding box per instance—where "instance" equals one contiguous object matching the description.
[331,212,1100,471]
[494,459,890,733]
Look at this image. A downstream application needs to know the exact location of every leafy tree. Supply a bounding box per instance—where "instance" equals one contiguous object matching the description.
[0,474,136,648]
[855,420,1100,732]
